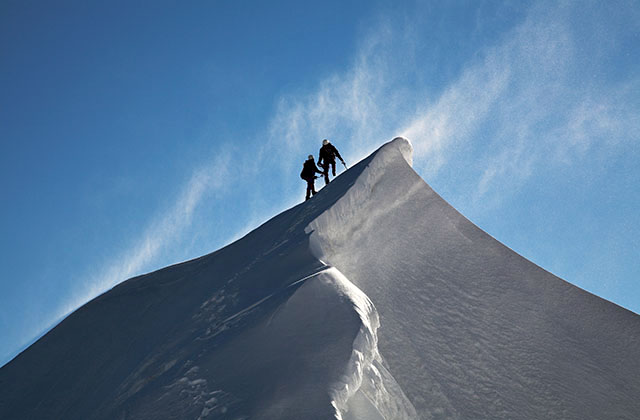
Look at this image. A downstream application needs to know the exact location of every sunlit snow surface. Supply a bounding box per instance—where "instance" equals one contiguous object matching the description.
[1,138,639,419]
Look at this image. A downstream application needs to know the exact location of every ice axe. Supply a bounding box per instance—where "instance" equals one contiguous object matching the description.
[341,160,348,170]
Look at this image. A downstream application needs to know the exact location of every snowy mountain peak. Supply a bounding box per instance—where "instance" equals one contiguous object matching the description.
[382,136,414,166]
[2,138,640,420]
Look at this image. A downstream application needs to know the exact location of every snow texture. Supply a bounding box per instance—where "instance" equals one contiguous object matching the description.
[1,137,640,419]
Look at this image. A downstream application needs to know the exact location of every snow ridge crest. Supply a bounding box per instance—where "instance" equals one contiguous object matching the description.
[306,137,419,419]
[325,267,417,420]
[322,268,380,418]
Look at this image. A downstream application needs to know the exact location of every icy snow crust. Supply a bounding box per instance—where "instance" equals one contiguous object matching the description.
[2,137,640,419]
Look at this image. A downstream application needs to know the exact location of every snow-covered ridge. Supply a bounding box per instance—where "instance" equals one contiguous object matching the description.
[306,137,419,419]
[2,136,640,420]
[323,268,417,420]
[321,268,381,419]
[307,136,416,262]
[309,137,640,419]
[284,267,383,420]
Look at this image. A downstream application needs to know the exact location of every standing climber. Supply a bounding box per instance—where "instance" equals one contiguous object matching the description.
[300,155,324,201]
[317,139,345,185]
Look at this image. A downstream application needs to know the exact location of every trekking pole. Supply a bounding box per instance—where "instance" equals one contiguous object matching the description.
[341,160,348,170]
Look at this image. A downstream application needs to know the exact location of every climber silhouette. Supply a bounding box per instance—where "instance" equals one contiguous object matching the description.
[300,155,324,201]
[317,139,345,185]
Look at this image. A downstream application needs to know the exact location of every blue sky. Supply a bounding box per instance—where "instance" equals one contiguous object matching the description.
[1,0,638,366]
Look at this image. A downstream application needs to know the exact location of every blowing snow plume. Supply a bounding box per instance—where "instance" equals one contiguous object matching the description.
[1,138,639,419]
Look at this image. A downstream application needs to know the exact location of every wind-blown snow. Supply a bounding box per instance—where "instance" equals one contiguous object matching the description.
[1,137,639,419]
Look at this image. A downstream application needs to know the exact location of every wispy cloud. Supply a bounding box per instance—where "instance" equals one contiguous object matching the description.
[57,153,231,318]
[263,0,639,213]
[265,23,406,167]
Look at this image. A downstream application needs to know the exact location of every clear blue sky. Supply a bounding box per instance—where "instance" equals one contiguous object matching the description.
[1,0,638,366]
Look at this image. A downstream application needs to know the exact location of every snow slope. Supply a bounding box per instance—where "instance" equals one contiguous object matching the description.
[1,138,639,419]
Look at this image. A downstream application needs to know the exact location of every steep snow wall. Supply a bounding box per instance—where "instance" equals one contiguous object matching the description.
[308,137,640,420]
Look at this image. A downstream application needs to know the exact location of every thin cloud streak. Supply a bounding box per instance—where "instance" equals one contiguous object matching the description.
[229,0,640,254]
[57,153,231,319]
[263,1,638,211]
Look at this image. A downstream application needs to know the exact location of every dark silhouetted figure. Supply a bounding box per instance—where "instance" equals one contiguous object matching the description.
[300,155,324,201]
[317,139,345,185]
